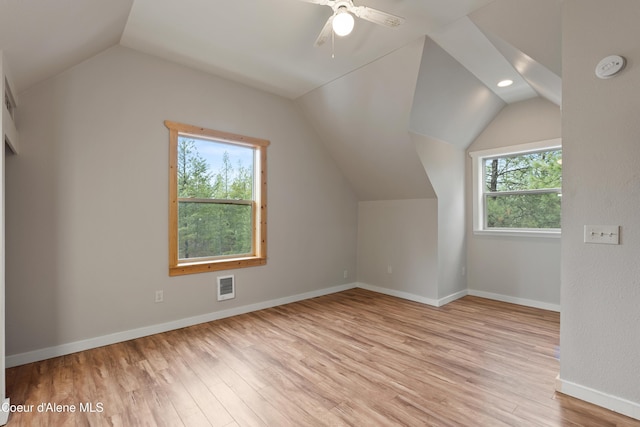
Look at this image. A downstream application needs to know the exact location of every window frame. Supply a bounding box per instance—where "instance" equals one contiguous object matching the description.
[469,138,562,238]
[165,120,269,276]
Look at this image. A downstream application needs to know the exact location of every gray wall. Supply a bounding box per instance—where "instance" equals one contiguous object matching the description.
[1,51,20,422]
[6,45,358,356]
[560,0,640,410]
[413,133,467,300]
[466,97,562,308]
[296,37,435,201]
[357,199,438,301]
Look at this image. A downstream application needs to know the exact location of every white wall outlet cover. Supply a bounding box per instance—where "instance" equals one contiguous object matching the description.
[595,55,626,79]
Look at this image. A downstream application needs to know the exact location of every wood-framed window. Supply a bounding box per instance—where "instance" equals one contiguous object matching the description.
[165,120,269,276]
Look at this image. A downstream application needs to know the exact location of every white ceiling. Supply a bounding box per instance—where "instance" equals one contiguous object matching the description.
[119,0,501,99]
[0,0,133,94]
[0,0,563,102]
[297,38,436,200]
[1,0,563,201]
[0,0,561,103]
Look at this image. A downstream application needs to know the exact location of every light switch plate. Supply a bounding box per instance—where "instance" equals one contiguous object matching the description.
[584,225,620,245]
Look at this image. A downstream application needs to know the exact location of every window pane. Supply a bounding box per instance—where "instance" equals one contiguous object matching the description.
[178,202,253,259]
[485,150,562,192]
[178,136,254,200]
[486,193,561,229]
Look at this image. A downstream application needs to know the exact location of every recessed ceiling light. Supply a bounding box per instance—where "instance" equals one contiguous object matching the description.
[497,79,514,88]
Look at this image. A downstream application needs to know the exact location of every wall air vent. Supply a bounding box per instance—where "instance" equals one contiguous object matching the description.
[217,275,235,301]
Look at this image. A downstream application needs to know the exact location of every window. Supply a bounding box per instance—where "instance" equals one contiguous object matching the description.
[165,121,269,276]
[470,139,561,237]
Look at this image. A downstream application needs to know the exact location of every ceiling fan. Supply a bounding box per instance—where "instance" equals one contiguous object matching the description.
[301,0,405,47]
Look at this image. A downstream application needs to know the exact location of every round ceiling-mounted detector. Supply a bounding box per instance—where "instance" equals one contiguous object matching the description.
[595,55,626,79]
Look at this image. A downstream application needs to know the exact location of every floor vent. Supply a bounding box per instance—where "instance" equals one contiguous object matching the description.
[217,275,235,301]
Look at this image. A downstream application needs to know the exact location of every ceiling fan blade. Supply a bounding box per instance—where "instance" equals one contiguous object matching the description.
[299,0,332,5]
[314,15,334,47]
[351,6,405,28]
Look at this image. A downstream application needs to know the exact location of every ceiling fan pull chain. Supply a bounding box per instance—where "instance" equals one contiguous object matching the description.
[332,28,335,58]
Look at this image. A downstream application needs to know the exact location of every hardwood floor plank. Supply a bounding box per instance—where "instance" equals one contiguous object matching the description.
[6,289,640,426]
[162,357,232,426]
[160,379,213,427]
[206,381,266,427]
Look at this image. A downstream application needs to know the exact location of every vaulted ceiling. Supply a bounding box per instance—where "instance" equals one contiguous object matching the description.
[0,0,562,201]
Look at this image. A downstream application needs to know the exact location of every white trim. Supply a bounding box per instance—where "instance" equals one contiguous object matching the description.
[6,283,357,368]
[356,283,467,307]
[556,376,640,421]
[6,283,560,368]
[438,289,468,306]
[357,283,439,306]
[468,289,560,312]
[0,398,8,426]
[473,229,561,238]
[469,138,561,160]
[469,138,562,235]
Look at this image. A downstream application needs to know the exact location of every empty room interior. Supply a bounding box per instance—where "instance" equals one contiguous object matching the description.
[1,0,639,425]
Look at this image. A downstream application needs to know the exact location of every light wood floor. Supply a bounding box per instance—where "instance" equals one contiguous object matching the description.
[6,288,640,426]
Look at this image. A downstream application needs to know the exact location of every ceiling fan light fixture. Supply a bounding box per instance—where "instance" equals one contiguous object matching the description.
[332,8,355,37]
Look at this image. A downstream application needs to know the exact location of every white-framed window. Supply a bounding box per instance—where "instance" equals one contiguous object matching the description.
[469,138,562,237]
[165,121,269,276]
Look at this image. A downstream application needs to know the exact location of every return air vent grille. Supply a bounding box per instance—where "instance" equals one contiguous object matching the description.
[217,275,235,301]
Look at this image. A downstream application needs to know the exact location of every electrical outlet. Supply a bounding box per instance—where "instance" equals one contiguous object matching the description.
[155,290,164,303]
[343,270,348,279]
[387,265,393,274]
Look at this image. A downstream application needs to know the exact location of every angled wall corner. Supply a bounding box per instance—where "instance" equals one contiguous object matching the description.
[295,37,435,201]
[412,132,467,300]
[409,37,505,151]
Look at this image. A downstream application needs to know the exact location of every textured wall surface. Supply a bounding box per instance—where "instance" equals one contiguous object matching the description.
[466,97,562,306]
[560,0,640,406]
[357,199,438,300]
[6,45,358,356]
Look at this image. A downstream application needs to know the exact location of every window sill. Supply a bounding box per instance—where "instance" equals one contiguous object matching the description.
[170,256,266,276]
[473,229,561,239]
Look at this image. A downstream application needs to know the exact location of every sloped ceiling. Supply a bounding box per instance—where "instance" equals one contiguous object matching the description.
[0,0,563,202]
[0,0,133,94]
[470,0,562,77]
[470,0,562,106]
[294,0,562,200]
[297,38,435,201]
[409,37,505,150]
[119,0,497,99]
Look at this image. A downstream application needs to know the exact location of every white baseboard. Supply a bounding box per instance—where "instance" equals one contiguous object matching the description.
[356,283,439,306]
[438,289,468,306]
[356,283,467,307]
[0,398,9,426]
[6,282,357,368]
[9,281,637,423]
[556,376,640,421]
[468,289,560,312]
[5,284,557,368]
